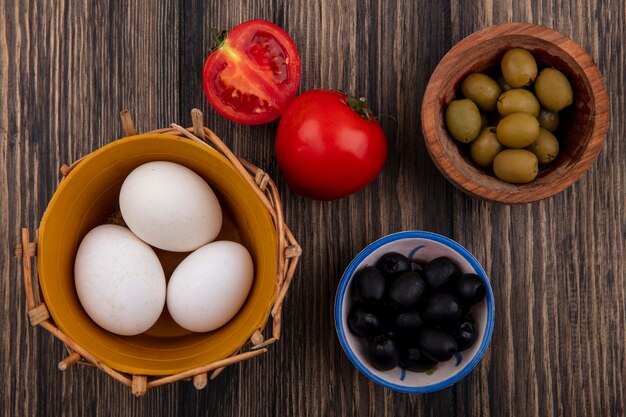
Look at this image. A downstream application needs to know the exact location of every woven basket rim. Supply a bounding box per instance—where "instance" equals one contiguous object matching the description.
[17,109,302,396]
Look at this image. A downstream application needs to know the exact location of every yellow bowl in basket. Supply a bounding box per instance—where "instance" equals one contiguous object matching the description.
[37,133,278,376]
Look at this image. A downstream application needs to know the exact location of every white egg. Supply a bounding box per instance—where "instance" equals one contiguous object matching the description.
[166,241,254,332]
[74,225,166,336]
[119,161,223,252]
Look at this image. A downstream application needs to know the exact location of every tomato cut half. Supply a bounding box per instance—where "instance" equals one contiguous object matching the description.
[202,20,301,125]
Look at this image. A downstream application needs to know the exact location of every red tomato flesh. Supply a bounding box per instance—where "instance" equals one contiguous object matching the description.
[202,20,301,125]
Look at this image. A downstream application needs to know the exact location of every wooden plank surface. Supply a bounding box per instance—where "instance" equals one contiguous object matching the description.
[1,0,624,416]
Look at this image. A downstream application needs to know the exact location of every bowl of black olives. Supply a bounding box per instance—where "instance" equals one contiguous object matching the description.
[421,22,609,204]
[334,231,494,393]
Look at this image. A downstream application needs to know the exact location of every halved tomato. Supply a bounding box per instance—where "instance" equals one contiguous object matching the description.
[202,20,301,125]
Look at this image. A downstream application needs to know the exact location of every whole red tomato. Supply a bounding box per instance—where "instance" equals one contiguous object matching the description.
[275,90,387,200]
[202,20,301,125]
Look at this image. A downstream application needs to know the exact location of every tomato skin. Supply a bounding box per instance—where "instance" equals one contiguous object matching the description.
[202,20,301,125]
[275,90,388,200]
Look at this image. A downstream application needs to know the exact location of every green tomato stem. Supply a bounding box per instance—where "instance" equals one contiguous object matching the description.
[346,94,375,121]
[209,28,228,53]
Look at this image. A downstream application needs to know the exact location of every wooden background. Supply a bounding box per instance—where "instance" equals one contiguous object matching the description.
[2,0,624,416]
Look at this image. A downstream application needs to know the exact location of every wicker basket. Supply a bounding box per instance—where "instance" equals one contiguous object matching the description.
[16,109,301,396]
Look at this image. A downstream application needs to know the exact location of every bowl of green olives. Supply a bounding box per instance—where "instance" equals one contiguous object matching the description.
[334,231,494,393]
[421,23,609,203]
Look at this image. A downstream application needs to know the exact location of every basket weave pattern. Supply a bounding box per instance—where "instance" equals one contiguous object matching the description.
[16,109,302,396]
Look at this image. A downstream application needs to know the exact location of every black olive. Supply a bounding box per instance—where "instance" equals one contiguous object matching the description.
[424,256,461,289]
[395,331,421,346]
[418,328,458,362]
[399,346,437,372]
[353,266,386,304]
[420,293,463,326]
[460,302,471,317]
[368,295,399,318]
[454,273,487,304]
[451,320,477,350]
[367,335,399,371]
[394,310,423,335]
[376,252,411,279]
[347,305,383,337]
[388,272,427,310]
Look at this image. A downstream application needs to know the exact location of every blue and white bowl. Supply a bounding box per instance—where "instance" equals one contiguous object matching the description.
[334,231,495,393]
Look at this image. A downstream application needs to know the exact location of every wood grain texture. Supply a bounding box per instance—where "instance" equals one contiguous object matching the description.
[1,0,624,416]
[449,1,625,416]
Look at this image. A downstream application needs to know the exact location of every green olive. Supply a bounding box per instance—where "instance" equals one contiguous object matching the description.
[534,68,574,112]
[537,108,560,132]
[471,127,503,168]
[526,128,560,164]
[480,113,489,129]
[493,149,539,183]
[445,99,482,143]
[497,89,540,116]
[460,73,502,112]
[501,48,538,88]
[496,112,540,148]
[497,75,513,92]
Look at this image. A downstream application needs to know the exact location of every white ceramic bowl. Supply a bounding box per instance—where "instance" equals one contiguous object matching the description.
[334,231,495,393]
